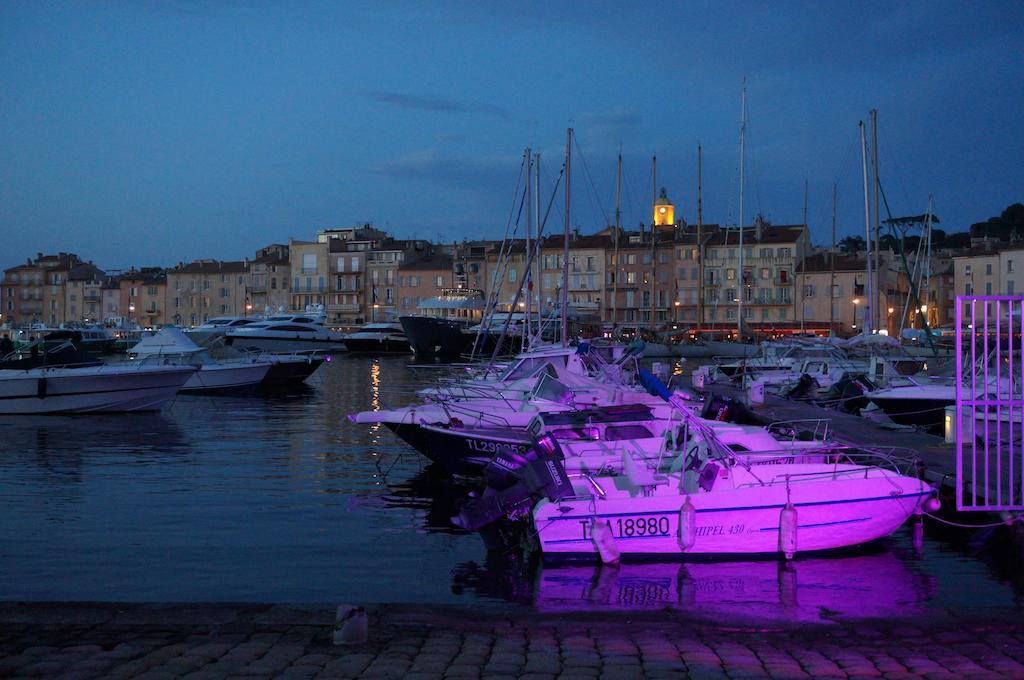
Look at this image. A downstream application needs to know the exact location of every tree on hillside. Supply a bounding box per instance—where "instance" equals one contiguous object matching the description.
[838,235,866,253]
[969,203,1024,241]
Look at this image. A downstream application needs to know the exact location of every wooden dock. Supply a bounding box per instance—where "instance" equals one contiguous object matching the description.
[700,382,958,490]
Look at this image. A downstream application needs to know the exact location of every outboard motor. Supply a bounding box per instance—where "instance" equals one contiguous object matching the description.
[700,395,772,427]
[783,373,816,400]
[822,373,877,413]
[452,434,573,532]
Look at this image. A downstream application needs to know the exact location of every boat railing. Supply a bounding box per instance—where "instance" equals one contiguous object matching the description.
[422,382,522,411]
[567,473,606,499]
[432,400,518,429]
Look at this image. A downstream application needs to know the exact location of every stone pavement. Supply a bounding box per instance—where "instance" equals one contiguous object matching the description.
[1,601,1024,679]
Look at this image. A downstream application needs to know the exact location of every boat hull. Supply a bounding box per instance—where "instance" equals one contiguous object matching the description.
[400,316,475,357]
[417,424,531,475]
[0,365,195,414]
[343,337,411,354]
[225,335,346,354]
[868,396,953,430]
[261,356,324,388]
[534,472,930,557]
[180,363,271,394]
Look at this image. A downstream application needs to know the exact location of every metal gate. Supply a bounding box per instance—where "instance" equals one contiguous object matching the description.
[956,295,1024,510]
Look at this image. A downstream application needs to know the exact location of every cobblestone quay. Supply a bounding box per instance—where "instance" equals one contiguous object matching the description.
[2,601,1023,679]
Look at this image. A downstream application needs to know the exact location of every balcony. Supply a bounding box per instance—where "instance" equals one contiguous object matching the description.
[329,303,362,313]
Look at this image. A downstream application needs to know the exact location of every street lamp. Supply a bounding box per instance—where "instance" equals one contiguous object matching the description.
[372,303,379,322]
[851,298,860,334]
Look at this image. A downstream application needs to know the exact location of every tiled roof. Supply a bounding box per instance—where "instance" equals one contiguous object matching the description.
[797,253,868,273]
[172,260,249,274]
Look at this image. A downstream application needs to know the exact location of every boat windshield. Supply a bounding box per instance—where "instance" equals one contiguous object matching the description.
[533,373,573,404]
[501,354,567,381]
[604,424,655,441]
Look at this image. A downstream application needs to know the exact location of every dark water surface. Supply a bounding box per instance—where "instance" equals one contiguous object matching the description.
[1,356,1022,623]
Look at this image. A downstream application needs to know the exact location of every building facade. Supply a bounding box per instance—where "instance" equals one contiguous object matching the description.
[250,244,291,315]
[166,260,248,327]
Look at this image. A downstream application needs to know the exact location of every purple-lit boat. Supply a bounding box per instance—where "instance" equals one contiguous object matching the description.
[453,406,936,559]
[532,458,932,557]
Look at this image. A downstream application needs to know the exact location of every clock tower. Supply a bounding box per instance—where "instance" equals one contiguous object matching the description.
[653,187,675,226]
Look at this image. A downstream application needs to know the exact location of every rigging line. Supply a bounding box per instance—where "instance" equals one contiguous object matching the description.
[485,166,565,367]
[881,130,915,216]
[476,154,528,349]
[571,132,611,228]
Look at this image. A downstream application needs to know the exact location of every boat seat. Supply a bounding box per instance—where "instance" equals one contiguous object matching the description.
[621,451,663,488]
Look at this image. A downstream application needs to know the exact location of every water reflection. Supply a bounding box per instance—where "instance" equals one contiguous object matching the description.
[451,543,938,623]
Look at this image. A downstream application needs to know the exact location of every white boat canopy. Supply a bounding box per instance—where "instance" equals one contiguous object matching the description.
[130,327,202,356]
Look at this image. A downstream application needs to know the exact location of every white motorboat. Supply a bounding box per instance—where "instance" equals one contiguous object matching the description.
[343,322,411,354]
[131,328,272,394]
[184,316,261,345]
[454,405,935,559]
[865,377,956,430]
[0,341,195,414]
[224,314,347,354]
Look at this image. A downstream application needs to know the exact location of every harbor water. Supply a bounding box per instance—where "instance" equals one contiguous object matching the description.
[1,356,1022,624]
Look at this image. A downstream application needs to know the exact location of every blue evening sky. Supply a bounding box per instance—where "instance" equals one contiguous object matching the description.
[1,1,1021,270]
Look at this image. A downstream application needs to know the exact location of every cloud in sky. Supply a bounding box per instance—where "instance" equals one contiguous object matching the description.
[368,91,511,119]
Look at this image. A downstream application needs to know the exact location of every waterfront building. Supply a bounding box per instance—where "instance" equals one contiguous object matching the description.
[953,240,1024,299]
[565,233,608,319]
[64,262,105,323]
[485,240,529,310]
[101,275,121,323]
[701,219,808,333]
[296,226,389,326]
[397,255,454,315]
[288,239,331,319]
[1,252,84,327]
[121,267,169,328]
[249,244,290,315]
[602,226,677,331]
[166,260,248,327]
[673,228,706,326]
[367,240,432,323]
[795,250,912,336]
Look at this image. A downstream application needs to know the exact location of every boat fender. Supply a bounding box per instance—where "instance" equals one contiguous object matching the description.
[37,377,47,399]
[923,496,941,513]
[590,519,620,565]
[677,496,696,550]
[780,488,798,560]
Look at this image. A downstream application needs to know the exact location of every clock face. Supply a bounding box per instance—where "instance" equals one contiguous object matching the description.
[659,207,667,214]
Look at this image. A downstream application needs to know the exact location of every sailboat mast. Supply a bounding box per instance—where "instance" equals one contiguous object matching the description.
[535,153,542,325]
[524,147,532,349]
[650,155,657,334]
[613,151,621,331]
[859,121,874,335]
[801,178,808,333]
[562,128,572,347]
[738,79,746,339]
[697,145,704,329]
[871,109,881,333]
[830,183,837,335]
